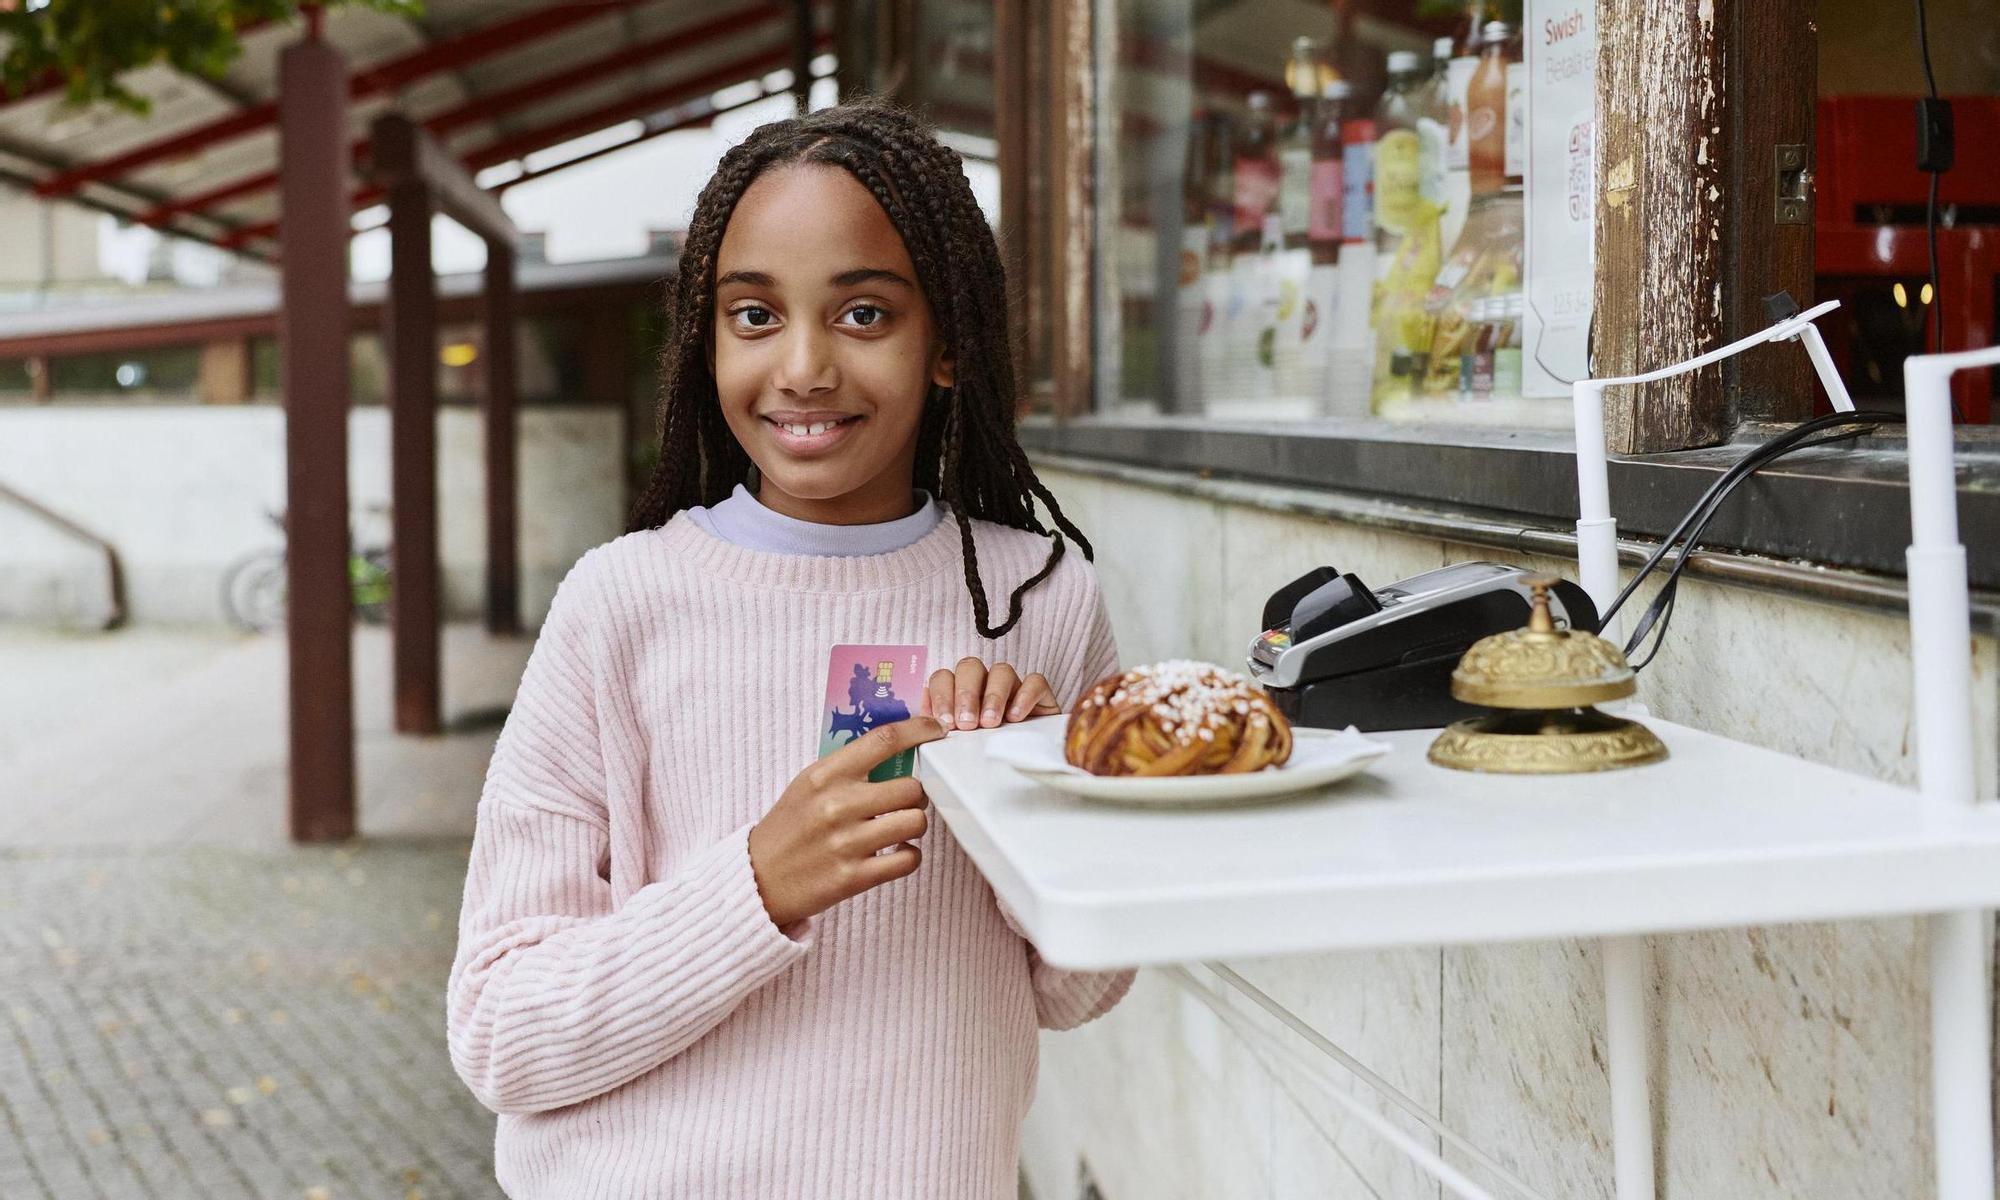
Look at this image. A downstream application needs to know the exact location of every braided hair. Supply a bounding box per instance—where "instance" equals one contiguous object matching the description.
[628,98,1092,640]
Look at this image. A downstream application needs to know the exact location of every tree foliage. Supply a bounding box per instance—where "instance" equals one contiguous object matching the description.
[1,0,420,113]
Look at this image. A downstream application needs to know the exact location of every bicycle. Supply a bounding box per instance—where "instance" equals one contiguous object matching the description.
[221,507,393,634]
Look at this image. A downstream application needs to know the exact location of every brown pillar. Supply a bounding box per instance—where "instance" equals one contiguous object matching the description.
[278,31,355,842]
[482,241,520,635]
[385,181,441,734]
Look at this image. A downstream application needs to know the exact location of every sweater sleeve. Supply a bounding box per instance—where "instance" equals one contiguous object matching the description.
[996,557,1135,1031]
[996,897,1138,1030]
[447,560,810,1116]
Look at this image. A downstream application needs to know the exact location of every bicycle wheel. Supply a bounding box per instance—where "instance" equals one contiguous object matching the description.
[221,552,287,634]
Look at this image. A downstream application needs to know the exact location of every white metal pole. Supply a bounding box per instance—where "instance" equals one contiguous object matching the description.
[1571,380,1621,635]
[1797,323,1856,413]
[1903,347,2000,1200]
[1603,935,1656,1200]
[1570,301,1857,1200]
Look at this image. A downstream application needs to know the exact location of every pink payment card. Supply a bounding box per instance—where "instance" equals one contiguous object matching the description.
[818,644,929,782]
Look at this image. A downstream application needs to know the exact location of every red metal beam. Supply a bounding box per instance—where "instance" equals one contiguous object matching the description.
[219,42,802,250]
[491,61,832,193]
[428,4,784,138]
[34,3,639,199]
[464,44,799,173]
[139,5,785,228]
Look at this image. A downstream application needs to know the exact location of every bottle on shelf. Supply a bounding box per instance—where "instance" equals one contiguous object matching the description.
[1443,7,1495,259]
[1374,50,1428,246]
[1232,91,1280,258]
[1465,297,1497,401]
[1303,78,1349,413]
[1327,91,1376,417]
[1491,291,1524,398]
[1252,211,1283,400]
[1466,21,1517,198]
[1369,50,1445,409]
[1500,22,1526,189]
[1424,34,1471,253]
[1418,37,1452,208]
[1279,39,1320,257]
[1274,42,1324,406]
[1444,4,1488,176]
[1177,110,1214,413]
[1200,112,1235,404]
[1226,92,1279,401]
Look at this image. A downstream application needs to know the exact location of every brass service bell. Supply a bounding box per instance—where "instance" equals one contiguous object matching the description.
[1427,575,1668,774]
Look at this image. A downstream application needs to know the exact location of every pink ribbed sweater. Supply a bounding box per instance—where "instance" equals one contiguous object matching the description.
[448,510,1134,1199]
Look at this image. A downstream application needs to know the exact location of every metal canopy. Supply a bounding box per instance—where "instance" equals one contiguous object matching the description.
[0,0,803,255]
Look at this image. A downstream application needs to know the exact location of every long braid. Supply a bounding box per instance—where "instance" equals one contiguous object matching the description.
[628,98,1089,639]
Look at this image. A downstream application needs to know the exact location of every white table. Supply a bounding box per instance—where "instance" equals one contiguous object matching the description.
[918,716,2000,1198]
[920,716,2000,969]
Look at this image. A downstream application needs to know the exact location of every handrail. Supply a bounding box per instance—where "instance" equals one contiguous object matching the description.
[0,479,126,629]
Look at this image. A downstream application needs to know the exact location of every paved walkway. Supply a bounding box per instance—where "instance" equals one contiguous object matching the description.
[2,624,534,1200]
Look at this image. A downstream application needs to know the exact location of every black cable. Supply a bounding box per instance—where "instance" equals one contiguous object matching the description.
[1619,422,1886,668]
[1598,409,1902,628]
[1601,410,1904,670]
[1915,0,1947,360]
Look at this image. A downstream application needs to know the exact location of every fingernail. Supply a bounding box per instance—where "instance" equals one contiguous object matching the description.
[958,709,974,726]
[982,706,999,724]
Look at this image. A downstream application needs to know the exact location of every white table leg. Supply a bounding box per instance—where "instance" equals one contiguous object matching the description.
[1604,934,1655,1200]
[1930,909,1994,1200]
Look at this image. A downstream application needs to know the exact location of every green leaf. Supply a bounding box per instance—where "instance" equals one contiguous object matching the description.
[0,0,426,113]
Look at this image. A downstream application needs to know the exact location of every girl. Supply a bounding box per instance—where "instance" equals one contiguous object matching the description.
[447,100,1134,1199]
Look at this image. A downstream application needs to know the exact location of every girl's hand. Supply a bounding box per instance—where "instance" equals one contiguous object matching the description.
[749,716,946,930]
[922,658,1060,730]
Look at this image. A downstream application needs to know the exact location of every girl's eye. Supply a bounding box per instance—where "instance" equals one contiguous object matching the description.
[841,305,884,328]
[731,307,775,329]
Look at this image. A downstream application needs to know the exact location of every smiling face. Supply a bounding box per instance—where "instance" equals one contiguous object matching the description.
[710,163,953,526]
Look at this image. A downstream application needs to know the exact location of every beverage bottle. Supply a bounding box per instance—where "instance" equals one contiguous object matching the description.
[1309,81,1348,267]
[1278,39,1319,256]
[1444,4,1489,175]
[1272,40,1323,405]
[1417,37,1452,208]
[1203,114,1238,402]
[1491,291,1524,398]
[1500,24,1526,187]
[1467,21,1516,197]
[1370,51,1445,409]
[1326,100,1376,417]
[1226,95,1277,400]
[1373,50,1427,253]
[1177,112,1213,412]
[1252,212,1283,399]
[1232,91,1279,257]
[1466,297,1497,401]
[1340,115,1375,245]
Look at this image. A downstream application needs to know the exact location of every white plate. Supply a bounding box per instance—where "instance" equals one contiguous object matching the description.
[982,718,1392,807]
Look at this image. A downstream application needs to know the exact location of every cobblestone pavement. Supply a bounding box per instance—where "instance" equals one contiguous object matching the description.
[1,839,503,1200]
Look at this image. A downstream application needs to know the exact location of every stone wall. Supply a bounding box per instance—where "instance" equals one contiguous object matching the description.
[0,405,625,628]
